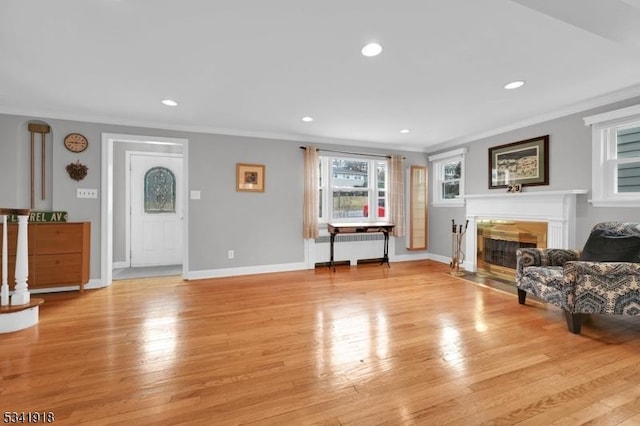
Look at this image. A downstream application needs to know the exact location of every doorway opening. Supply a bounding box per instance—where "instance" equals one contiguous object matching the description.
[101,134,188,285]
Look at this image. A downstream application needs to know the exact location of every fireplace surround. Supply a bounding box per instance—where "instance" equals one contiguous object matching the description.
[461,190,587,275]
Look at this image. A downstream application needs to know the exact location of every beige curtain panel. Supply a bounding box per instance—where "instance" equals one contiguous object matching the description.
[389,155,405,237]
[302,146,320,239]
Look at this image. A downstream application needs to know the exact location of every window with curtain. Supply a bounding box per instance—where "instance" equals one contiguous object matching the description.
[318,155,388,223]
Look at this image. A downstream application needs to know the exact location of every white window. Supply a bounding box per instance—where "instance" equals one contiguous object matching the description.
[318,156,388,223]
[584,104,640,207]
[428,148,467,207]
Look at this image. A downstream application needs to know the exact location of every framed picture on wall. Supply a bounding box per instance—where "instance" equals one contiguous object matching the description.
[236,163,265,192]
[488,135,549,189]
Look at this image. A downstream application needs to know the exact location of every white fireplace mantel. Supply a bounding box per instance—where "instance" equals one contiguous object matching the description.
[460,190,588,272]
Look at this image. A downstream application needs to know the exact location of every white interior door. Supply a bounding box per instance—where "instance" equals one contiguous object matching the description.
[130,153,183,267]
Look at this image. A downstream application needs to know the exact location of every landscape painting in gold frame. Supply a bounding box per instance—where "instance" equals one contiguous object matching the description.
[236,163,265,192]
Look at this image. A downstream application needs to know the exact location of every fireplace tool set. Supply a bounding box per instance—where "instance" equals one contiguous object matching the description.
[450,219,468,276]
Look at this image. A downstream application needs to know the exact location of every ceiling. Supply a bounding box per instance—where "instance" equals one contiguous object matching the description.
[2,0,640,152]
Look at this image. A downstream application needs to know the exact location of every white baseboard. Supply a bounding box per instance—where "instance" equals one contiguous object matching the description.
[187,253,441,281]
[113,261,129,269]
[392,252,431,262]
[186,261,309,280]
[29,278,106,294]
[427,253,451,264]
[85,278,110,290]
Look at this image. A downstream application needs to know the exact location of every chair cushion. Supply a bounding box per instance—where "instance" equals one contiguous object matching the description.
[579,229,640,262]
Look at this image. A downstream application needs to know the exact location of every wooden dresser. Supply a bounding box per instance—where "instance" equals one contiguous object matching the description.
[0,222,90,293]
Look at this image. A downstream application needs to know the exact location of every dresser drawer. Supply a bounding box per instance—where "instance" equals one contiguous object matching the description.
[31,254,84,286]
[32,223,86,255]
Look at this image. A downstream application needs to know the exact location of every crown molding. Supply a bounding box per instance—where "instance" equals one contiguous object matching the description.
[4,81,640,156]
[0,106,428,153]
[428,82,640,153]
[583,103,640,125]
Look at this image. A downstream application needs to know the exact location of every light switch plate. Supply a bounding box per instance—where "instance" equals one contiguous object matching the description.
[77,188,98,199]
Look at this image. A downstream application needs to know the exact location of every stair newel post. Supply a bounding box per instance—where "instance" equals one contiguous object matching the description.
[1,213,8,306]
[11,212,30,306]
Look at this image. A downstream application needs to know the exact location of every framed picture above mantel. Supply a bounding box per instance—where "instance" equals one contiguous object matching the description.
[488,135,549,189]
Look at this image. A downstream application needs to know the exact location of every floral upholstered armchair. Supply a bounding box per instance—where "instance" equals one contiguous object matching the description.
[516,222,640,334]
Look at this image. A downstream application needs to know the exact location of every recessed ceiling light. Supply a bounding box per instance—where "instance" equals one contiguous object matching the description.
[302,116,313,122]
[400,129,411,134]
[504,80,525,90]
[361,42,382,57]
[161,99,178,106]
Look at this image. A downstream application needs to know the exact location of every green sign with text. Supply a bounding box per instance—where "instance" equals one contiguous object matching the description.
[6,211,68,222]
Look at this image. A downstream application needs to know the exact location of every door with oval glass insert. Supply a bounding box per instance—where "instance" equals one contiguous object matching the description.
[130,153,183,267]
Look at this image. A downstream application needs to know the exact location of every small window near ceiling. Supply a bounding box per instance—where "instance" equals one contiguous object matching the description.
[144,166,176,213]
[428,148,467,207]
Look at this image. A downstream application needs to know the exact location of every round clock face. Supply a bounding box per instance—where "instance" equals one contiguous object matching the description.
[64,133,88,153]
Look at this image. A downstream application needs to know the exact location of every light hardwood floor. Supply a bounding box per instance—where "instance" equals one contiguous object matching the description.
[3,260,640,425]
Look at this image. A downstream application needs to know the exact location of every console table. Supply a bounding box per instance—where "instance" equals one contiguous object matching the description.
[327,222,395,271]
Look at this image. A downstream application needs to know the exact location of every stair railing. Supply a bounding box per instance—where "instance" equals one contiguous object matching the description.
[0,208,31,306]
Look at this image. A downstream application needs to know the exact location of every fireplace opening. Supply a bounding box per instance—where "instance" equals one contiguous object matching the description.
[483,239,536,269]
[476,220,547,280]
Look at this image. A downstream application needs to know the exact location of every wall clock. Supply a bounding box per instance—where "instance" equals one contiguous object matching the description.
[63,133,88,153]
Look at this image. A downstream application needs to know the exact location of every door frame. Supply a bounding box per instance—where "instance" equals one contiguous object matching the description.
[125,151,184,268]
[101,133,188,286]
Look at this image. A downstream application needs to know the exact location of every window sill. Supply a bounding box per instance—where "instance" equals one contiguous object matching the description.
[588,198,640,207]
[432,201,465,208]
